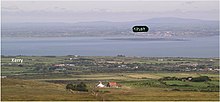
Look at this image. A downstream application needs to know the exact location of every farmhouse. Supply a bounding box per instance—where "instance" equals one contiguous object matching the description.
[96,81,105,88]
[96,81,122,88]
[178,63,198,67]
[107,82,121,88]
[1,76,7,79]
[54,64,65,67]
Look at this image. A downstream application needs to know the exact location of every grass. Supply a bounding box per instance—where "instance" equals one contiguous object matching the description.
[123,72,215,79]
[99,87,219,101]
[125,73,162,79]
[1,78,97,101]
[2,77,219,101]
[163,80,219,92]
[1,56,219,101]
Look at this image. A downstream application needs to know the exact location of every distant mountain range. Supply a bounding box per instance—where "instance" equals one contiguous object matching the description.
[2,17,219,38]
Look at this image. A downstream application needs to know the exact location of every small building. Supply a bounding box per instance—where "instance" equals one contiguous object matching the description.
[96,81,105,88]
[188,77,192,81]
[214,68,220,71]
[158,59,164,61]
[107,82,121,88]
[54,64,65,67]
[1,76,7,79]
[66,64,75,66]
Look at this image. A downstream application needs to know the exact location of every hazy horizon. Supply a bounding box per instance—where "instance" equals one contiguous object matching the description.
[2,1,219,23]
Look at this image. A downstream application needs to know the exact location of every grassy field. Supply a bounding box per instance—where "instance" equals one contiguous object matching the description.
[1,78,97,101]
[1,56,219,101]
[1,77,219,101]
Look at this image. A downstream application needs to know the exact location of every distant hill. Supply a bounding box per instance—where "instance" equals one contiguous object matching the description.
[135,17,217,24]
[2,17,219,38]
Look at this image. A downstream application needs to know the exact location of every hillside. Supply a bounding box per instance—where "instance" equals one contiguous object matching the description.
[2,17,219,38]
[1,78,96,101]
[1,56,219,101]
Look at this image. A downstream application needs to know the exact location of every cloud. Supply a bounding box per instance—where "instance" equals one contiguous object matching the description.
[2,1,219,23]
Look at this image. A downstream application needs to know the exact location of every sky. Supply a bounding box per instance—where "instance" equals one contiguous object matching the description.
[2,1,219,23]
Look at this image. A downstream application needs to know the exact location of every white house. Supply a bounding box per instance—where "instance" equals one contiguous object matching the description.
[96,81,105,88]
[1,76,7,79]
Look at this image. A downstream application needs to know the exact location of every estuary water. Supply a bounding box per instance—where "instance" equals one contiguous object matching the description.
[1,36,219,58]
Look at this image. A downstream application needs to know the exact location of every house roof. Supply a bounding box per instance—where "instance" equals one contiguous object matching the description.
[108,82,117,86]
[97,83,105,87]
[96,81,105,87]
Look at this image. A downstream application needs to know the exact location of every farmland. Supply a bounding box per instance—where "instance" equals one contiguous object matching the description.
[1,55,219,101]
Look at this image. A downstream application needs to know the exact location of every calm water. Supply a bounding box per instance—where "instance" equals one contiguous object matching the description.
[1,36,219,58]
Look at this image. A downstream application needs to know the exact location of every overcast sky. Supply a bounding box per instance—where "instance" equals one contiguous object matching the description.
[2,1,219,23]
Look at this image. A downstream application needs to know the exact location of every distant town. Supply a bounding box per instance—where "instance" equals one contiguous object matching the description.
[1,55,219,77]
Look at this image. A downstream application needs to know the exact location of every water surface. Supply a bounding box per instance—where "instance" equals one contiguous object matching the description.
[1,36,219,58]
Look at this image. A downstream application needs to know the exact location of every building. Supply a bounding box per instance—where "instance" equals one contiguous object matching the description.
[158,59,164,61]
[96,81,105,88]
[107,82,121,88]
[1,76,7,79]
[54,64,65,67]
[178,63,198,67]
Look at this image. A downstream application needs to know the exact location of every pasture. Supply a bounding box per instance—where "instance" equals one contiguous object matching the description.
[1,72,219,101]
[1,56,219,101]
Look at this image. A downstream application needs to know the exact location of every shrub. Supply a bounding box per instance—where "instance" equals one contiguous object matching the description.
[75,82,88,91]
[66,82,88,92]
[159,76,179,81]
[171,88,181,91]
[66,83,75,90]
[191,76,211,82]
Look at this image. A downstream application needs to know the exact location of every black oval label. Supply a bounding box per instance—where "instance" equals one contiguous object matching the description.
[132,26,149,32]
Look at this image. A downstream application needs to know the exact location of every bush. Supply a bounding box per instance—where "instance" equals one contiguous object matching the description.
[66,82,88,92]
[75,82,88,91]
[191,76,211,82]
[171,88,181,91]
[66,83,75,90]
[159,76,179,81]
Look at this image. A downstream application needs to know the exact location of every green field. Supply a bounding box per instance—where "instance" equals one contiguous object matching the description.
[1,56,219,101]
[2,75,219,101]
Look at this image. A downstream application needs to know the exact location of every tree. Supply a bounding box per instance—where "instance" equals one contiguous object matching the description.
[191,76,211,82]
[66,82,88,92]
[75,82,88,91]
[66,83,75,90]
